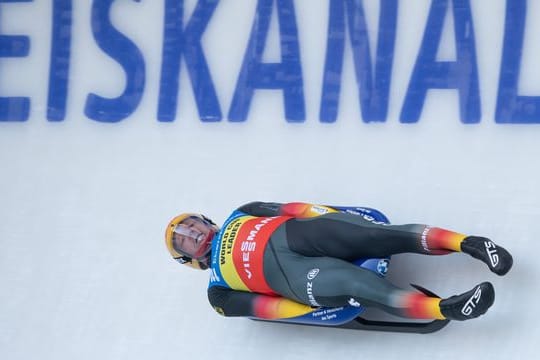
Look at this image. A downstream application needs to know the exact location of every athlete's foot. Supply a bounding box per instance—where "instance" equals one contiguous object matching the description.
[439,282,495,321]
[461,236,513,276]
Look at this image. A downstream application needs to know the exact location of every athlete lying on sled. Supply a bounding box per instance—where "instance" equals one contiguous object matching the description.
[164,202,512,330]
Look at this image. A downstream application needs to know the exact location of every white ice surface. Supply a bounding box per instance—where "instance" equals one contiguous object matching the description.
[1,1,539,359]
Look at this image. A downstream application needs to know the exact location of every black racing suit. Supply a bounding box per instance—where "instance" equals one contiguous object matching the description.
[208,202,458,319]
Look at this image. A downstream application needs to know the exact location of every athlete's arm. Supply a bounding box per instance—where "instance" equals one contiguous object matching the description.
[208,286,314,319]
[236,202,284,217]
[237,201,338,218]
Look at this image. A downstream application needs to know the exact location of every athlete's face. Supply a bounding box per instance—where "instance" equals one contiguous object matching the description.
[172,216,215,259]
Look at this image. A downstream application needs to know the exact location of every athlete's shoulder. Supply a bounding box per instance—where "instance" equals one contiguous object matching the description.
[222,209,250,224]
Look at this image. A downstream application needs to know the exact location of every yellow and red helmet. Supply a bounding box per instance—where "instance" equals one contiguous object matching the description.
[165,213,219,270]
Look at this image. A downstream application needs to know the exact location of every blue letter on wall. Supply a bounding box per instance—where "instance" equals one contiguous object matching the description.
[400,0,480,123]
[320,0,397,123]
[85,0,146,123]
[0,0,32,122]
[47,0,72,121]
[158,0,221,122]
[228,0,305,122]
[495,0,540,123]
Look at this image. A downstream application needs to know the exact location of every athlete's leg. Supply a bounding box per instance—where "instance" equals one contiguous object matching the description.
[265,246,494,321]
[285,213,512,275]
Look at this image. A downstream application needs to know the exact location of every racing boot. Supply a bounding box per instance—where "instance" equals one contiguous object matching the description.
[440,282,495,321]
[461,236,513,276]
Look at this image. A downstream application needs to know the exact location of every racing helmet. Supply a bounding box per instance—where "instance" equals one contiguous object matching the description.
[165,213,219,270]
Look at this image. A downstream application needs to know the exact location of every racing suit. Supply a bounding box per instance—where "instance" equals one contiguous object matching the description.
[207,202,466,320]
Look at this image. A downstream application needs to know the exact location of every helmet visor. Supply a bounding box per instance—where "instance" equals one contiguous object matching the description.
[171,216,215,259]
